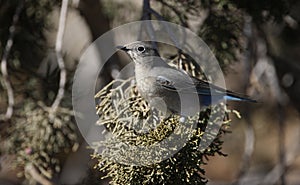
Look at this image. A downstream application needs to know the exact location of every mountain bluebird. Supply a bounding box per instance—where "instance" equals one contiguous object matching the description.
[118,41,255,116]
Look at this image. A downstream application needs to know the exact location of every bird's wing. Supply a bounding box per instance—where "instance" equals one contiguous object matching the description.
[151,64,213,95]
[155,74,255,102]
[155,75,208,94]
[191,76,255,101]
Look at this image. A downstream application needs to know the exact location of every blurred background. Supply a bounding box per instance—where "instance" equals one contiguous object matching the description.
[1,0,300,184]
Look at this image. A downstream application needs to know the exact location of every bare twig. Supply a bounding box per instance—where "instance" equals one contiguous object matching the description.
[50,0,69,120]
[25,163,55,185]
[0,1,24,120]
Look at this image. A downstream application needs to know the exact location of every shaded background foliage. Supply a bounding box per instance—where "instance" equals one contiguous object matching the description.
[0,0,300,185]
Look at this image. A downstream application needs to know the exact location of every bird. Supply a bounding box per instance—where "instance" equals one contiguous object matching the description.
[117,41,256,117]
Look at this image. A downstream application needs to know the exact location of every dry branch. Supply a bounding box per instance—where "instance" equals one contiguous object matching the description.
[0,1,24,120]
[50,0,69,120]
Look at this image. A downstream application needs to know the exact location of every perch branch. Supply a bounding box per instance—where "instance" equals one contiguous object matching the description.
[0,1,24,120]
[50,0,69,120]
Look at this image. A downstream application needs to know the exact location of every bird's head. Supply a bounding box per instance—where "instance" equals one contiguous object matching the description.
[117,41,160,62]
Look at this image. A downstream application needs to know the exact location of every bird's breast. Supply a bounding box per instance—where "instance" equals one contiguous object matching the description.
[136,76,158,98]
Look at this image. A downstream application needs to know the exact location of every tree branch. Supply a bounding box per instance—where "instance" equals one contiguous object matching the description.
[50,0,69,120]
[0,1,24,120]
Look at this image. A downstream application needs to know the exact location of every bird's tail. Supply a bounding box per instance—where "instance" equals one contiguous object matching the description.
[224,93,257,102]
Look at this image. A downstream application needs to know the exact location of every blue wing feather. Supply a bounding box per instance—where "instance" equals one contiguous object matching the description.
[156,75,256,103]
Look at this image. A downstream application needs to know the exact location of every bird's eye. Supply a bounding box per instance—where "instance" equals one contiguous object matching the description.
[137,46,145,52]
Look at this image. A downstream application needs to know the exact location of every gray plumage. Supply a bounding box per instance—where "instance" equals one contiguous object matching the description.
[118,41,255,116]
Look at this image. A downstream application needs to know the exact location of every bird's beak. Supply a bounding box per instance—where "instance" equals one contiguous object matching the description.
[116,45,129,51]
